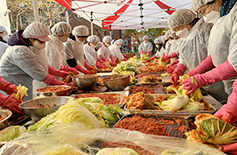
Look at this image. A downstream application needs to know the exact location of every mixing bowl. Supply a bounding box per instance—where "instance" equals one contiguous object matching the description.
[103,74,130,91]
[36,85,71,97]
[72,74,98,90]
[0,109,12,130]
[19,96,74,121]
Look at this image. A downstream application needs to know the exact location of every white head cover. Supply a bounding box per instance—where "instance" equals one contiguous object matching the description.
[114,39,123,45]
[51,22,72,36]
[72,25,89,36]
[22,22,50,39]
[192,0,214,11]
[103,36,112,43]
[0,26,6,33]
[143,35,149,40]
[154,37,162,44]
[87,35,100,44]
[168,9,196,29]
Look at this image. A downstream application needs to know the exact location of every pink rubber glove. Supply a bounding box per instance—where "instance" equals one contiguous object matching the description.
[84,59,95,70]
[110,55,116,66]
[122,58,127,61]
[0,77,17,95]
[170,63,187,86]
[161,52,178,61]
[101,56,109,62]
[96,61,107,69]
[170,59,179,66]
[147,55,157,62]
[75,64,91,74]
[187,55,214,76]
[97,59,104,63]
[183,61,237,94]
[167,64,177,74]
[140,51,145,54]
[214,79,237,125]
[60,64,79,75]
[147,51,151,55]
[0,94,24,115]
[43,74,65,85]
[48,65,70,78]
[122,54,128,58]
[219,141,237,154]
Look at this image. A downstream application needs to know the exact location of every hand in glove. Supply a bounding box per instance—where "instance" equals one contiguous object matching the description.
[48,65,70,78]
[147,55,157,62]
[43,74,65,85]
[0,77,18,95]
[183,61,237,94]
[96,61,107,69]
[60,64,79,75]
[140,51,145,54]
[214,79,237,125]
[167,64,177,74]
[75,64,91,74]
[101,57,109,62]
[161,52,178,61]
[122,58,127,61]
[219,142,237,154]
[147,51,151,55]
[84,59,95,70]
[0,94,24,115]
[187,55,214,76]
[122,54,128,58]
[170,63,186,86]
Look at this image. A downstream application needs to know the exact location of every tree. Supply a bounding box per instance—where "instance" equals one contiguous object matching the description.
[7,0,66,33]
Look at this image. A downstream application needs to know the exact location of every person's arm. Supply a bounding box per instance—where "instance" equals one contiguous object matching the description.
[115,47,125,60]
[0,76,17,95]
[84,46,97,66]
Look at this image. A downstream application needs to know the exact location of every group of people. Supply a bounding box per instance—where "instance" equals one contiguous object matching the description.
[0,22,128,115]
[144,0,237,153]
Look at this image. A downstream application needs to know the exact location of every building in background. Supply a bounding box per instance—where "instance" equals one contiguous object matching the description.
[0,0,11,34]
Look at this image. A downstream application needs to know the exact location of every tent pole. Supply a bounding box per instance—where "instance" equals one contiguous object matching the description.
[91,11,93,35]
[33,0,39,22]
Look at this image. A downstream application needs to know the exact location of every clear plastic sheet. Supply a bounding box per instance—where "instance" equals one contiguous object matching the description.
[0,125,225,155]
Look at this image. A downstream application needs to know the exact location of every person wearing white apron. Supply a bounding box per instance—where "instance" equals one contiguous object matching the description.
[64,25,95,74]
[0,22,69,101]
[97,36,116,66]
[109,39,127,62]
[138,35,153,57]
[147,36,163,62]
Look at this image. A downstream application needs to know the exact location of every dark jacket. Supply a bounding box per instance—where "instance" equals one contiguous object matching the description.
[8,30,29,47]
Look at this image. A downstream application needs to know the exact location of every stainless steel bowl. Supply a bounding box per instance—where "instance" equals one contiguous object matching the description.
[0,109,12,130]
[103,74,130,91]
[19,96,74,121]
[36,85,71,97]
[72,74,98,90]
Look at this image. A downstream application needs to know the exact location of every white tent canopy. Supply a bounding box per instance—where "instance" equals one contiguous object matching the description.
[55,0,193,30]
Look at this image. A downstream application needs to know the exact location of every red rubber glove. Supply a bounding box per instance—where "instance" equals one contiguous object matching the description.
[84,59,95,70]
[101,56,109,62]
[0,77,17,95]
[60,64,79,75]
[122,54,128,58]
[170,63,187,86]
[97,59,104,63]
[48,65,70,78]
[161,52,178,61]
[187,55,214,76]
[43,74,65,85]
[122,58,127,61]
[147,55,157,62]
[110,55,116,66]
[170,59,179,66]
[182,61,237,94]
[96,61,107,69]
[167,64,177,74]
[75,64,91,74]
[214,79,237,125]
[0,94,24,115]
[140,51,145,54]
[219,141,237,154]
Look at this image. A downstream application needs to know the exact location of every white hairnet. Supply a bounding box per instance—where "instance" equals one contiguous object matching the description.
[143,35,149,40]
[168,9,196,29]
[154,37,162,44]
[103,36,112,43]
[192,0,214,11]
[0,26,6,33]
[22,22,49,38]
[72,25,89,36]
[96,42,103,48]
[87,35,100,44]
[114,39,123,45]
[51,22,72,36]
